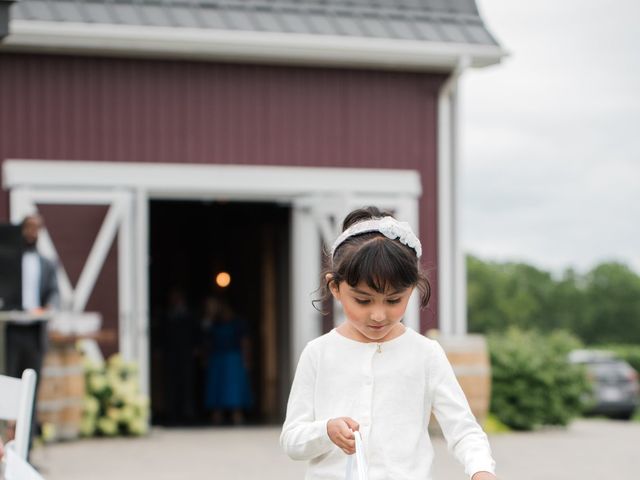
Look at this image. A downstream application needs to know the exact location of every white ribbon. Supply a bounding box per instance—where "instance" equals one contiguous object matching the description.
[345,431,368,480]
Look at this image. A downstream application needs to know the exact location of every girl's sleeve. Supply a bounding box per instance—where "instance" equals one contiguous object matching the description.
[280,344,334,461]
[429,341,497,478]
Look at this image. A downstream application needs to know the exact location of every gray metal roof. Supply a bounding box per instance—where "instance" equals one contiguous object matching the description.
[11,0,499,46]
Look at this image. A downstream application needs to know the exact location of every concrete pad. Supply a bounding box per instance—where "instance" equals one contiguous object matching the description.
[29,419,640,479]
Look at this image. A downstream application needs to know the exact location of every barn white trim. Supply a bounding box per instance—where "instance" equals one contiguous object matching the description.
[3,20,506,72]
[4,160,422,395]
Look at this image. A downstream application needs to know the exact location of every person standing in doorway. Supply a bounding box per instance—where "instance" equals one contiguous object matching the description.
[162,286,197,425]
[202,297,253,425]
[5,214,59,457]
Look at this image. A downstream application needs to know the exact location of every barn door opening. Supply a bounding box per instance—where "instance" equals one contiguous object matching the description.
[148,200,290,426]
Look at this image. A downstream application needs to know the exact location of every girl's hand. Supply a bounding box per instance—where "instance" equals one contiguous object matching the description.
[327,417,360,455]
[472,472,497,480]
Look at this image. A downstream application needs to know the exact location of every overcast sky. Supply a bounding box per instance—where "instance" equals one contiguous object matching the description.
[461,0,640,275]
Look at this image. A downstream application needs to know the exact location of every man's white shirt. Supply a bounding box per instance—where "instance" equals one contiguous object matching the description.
[22,250,41,311]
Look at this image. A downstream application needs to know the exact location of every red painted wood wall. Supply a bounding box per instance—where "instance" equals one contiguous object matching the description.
[0,52,444,332]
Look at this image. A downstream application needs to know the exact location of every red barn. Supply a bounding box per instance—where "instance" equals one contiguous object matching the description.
[0,0,504,423]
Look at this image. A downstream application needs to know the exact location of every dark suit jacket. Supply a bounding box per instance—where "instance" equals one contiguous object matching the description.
[38,254,59,309]
[11,253,60,351]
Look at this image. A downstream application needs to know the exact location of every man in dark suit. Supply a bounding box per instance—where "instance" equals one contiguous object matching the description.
[5,214,59,456]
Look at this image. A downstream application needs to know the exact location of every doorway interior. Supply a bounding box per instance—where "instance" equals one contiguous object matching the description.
[148,200,290,426]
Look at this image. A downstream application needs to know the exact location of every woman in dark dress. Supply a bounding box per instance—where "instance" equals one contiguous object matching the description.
[201,297,253,425]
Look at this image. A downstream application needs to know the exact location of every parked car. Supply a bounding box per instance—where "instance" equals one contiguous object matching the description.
[568,349,639,420]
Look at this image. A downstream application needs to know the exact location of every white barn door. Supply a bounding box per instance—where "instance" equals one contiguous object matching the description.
[8,188,146,388]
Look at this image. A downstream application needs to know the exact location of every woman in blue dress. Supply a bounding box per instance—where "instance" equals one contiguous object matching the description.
[201,297,253,425]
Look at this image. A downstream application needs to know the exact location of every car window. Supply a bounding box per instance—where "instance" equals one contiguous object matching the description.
[586,360,632,380]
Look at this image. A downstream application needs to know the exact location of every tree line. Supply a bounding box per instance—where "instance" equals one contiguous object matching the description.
[467,255,640,345]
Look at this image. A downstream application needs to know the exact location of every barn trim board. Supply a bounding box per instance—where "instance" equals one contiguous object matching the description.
[3,160,422,395]
[3,20,506,72]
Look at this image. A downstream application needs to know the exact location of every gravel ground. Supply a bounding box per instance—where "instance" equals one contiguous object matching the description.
[29,419,639,480]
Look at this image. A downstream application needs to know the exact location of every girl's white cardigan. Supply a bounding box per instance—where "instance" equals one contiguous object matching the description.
[281,327,496,479]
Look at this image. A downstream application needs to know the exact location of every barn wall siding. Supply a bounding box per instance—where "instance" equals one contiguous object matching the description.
[0,53,444,330]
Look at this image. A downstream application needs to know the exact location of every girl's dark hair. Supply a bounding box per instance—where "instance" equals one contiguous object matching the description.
[314,206,431,312]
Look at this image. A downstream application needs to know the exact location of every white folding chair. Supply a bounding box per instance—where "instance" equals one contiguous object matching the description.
[0,369,37,460]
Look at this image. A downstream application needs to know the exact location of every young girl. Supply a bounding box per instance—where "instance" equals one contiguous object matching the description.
[281,207,497,480]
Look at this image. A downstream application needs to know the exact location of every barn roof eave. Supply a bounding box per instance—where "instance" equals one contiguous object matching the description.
[1,20,507,71]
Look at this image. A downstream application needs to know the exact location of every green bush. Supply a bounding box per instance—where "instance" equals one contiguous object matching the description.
[482,413,511,434]
[488,327,590,430]
[592,344,640,373]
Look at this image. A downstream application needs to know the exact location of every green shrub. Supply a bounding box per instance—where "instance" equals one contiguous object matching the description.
[592,344,640,373]
[488,327,590,430]
[482,413,511,434]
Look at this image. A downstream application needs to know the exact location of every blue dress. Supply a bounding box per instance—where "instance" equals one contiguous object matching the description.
[204,319,253,410]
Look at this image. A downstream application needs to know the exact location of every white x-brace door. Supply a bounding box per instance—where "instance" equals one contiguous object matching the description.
[9,188,140,367]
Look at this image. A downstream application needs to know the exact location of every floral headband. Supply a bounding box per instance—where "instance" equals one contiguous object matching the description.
[331,216,422,258]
